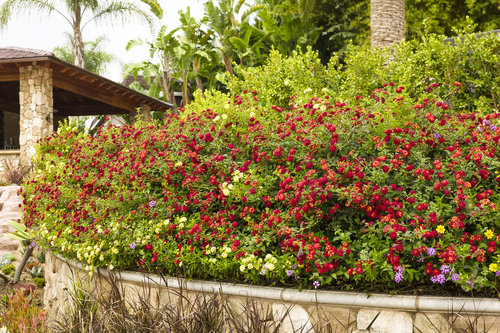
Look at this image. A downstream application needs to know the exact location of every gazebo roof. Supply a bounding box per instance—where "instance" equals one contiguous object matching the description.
[0,46,172,117]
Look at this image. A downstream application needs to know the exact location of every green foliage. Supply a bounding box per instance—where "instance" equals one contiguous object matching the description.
[227,47,329,108]
[330,27,500,113]
[1,264,14,276]
[33,277,46,288]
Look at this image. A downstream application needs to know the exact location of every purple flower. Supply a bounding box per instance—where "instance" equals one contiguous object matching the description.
[491,125,498,131]
[496,270,500,277]
[130,242,136,249]
[29,241,36,250]
[286,270,294,277]
[427,247,436,257]
[483,119,490,125]
[260,269,266,275]
[313,281,320,289]
[440,265,450,274]
[451,273,460,282]
[433,133,442,139]
[436,274,446,284]
[396,265,404,273]
[149,200,156,208]
[466,280,474,289]
[395,272,404,283]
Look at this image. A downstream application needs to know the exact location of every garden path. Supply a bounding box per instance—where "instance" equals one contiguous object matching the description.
[0,186,21,258]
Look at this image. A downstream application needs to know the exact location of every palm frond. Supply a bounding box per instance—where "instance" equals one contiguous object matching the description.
[82,1,153,30]
[0,0,71,27]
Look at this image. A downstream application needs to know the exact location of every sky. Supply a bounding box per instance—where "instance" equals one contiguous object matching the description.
[0,0,205,82]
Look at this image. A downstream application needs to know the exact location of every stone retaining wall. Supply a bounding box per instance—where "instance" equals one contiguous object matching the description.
[44,252,500,333]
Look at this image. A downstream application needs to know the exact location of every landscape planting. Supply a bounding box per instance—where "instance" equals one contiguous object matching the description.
[22,69,500,295]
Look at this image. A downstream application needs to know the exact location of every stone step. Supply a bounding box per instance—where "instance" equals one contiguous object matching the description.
[1,202,22,213]
[0,235,19,254]
[0,223,15,234]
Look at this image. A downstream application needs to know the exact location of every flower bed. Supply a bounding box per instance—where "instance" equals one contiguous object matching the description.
[23,84,500,294]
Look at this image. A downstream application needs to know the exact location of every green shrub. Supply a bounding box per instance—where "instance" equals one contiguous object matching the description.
[33,277,45,288]
[1,264,14,276]
[227,47,330,108]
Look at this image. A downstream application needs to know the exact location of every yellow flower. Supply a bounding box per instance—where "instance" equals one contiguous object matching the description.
[489,263,498,272]
[436,225,445,234]
[485,229,494,239]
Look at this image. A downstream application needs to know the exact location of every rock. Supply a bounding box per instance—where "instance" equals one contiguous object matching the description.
[370,311,413,333]
[357,309,380,330]
[273,303,314,333]
[414,313,452,333]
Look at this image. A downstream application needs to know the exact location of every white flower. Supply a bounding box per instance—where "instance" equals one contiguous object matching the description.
[225,247,232,253]
[174,161,183,167]
[179,217,187,223]
[164,219,170,225]
[266,263,275,271]
[304,88,312,93]
[249,112,255,118]
[210,246,217,254]
[179,223,184,229]
[109,264,114,270]
[240,265,246,272]
[222,188,230,196]
[222,114,228,120]
[213,115,220,122]
[284,80,289,86]
[221,252,228,258]
[248,263,254,269]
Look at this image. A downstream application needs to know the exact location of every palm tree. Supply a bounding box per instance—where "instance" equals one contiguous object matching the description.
[370,0,405,48]
[0,0,161,68]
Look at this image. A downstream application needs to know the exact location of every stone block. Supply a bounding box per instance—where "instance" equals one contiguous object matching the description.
[306,304,357,331]
[414,313,452,333]
[370,311,412,333]
[357,309,380,330]
[273,303,314,333]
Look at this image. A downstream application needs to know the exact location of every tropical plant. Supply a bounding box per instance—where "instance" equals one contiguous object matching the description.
[255,0,320,56]
[53,33,114,74]
[203,0,266,75]
[126,25,180,103]
[0,0,160,68]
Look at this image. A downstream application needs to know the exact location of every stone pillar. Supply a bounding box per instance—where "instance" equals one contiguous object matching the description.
[139,104,152,122]
[19,64,53,164]
[371,0,405,49]
[129,104,152,124]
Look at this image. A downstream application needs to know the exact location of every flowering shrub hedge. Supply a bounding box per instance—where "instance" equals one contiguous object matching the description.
[23,84,500,294]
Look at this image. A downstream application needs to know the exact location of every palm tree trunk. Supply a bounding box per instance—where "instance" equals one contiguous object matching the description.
[162,52,174,103]
[370,0,405,49]
[12,246,33,285]
[72,4,85,68]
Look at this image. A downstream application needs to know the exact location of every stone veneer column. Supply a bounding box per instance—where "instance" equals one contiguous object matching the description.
[129,104,152,124]
[19,64,54,164]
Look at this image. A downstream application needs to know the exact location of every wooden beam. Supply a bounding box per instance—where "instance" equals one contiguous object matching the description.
[55,102,127,116]
[0,70,18,82]
[52,74,141,112]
